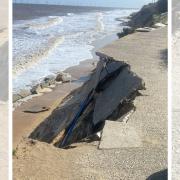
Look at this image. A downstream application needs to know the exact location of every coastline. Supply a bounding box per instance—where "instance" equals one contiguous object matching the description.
[13,31,119,102]
[13,26,168,179]
[13,1,168,179]
[13,4,134,93]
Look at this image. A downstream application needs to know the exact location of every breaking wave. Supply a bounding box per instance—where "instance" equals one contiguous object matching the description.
[13,36,65,75]
[26,16,63,30]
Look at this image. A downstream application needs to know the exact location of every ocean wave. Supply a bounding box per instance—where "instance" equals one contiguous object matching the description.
[67,13,74,16]
[13,36,65,76]
[26,16,63,30]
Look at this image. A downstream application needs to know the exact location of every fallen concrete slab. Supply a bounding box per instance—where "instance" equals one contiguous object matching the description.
[93,67,144,125]
[30,54,144,148]
[99,120,142,149]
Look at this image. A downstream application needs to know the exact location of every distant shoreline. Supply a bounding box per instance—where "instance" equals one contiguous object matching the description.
[13,3,136,21]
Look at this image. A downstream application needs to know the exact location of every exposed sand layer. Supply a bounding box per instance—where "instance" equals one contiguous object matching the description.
[0,102,8,180]
[13,27,167,179]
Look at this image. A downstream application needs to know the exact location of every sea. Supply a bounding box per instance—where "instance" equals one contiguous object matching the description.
[13,4,137,93]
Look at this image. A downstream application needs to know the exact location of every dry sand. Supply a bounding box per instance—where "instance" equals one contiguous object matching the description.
[13,27,167,179]
[172,29,180,180]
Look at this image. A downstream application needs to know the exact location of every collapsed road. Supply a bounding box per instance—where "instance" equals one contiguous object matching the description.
[29,52,145,148]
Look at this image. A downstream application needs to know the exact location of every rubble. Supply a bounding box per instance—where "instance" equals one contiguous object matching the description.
[29,53,145,148]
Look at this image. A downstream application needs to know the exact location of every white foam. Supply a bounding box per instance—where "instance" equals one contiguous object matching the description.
[13,9,137,93]
[27,16,63,30]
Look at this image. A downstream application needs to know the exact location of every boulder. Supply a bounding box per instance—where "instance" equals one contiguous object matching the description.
[40,75,56,88]
[44,75,55,85]
[56,72,72,83]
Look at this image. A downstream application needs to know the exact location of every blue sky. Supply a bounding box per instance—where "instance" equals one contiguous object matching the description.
[13,0,153,8]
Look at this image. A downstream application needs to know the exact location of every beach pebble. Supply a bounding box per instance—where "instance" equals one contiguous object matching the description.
[56,72,72,83]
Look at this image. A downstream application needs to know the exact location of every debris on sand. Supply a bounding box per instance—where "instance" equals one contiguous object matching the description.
[29,52,145,148]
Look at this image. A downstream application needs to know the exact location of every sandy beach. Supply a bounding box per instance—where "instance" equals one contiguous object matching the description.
[172,3,180,179]
[13,26,167,179]
[12,1,168,179]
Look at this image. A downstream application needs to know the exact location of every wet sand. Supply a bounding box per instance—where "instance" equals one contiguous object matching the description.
[13,59,96,148]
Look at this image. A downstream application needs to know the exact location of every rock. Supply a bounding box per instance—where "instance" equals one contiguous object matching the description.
[128,0,167,28]
[18,89,31,98]
[40,81,49,89]
[13,89,31,102]
[13,94,22,103]
[136,27,152,32]
[56,72,72,83]
[41,75,56,88]
[117,27,134,38]
[153,22,166,28]
[30,84,42,94]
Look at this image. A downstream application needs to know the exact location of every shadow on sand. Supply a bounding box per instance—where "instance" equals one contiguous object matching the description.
[146,169,167,180]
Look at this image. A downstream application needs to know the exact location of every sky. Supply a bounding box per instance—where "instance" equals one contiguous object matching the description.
[13,0,153,8]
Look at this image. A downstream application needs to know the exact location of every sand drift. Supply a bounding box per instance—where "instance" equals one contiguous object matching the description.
[30,53,145,148]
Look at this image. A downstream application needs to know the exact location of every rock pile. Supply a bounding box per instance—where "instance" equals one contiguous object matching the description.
[13,72,72,102]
